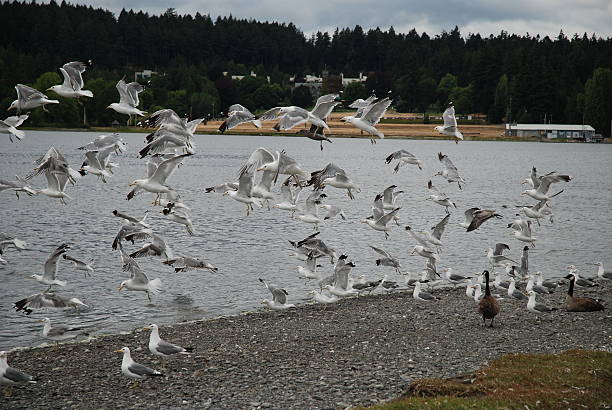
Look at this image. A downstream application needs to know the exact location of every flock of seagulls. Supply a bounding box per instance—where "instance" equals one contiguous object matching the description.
[0,60,608,389]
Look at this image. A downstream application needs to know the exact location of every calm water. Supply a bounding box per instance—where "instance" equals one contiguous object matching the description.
[1,131,611,349]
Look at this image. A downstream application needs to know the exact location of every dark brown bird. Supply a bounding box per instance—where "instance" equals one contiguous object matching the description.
[478,270,500,327]
[565,274,605,312]
[467,209,502,232]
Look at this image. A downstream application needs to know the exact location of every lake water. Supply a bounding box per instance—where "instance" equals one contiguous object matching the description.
[1,131,611,349]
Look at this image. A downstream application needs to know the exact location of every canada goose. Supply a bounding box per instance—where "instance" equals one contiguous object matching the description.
[564,274,605,312]
[478,270,500,327]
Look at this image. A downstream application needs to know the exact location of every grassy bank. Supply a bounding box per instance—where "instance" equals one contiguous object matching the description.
[371,349,612,409]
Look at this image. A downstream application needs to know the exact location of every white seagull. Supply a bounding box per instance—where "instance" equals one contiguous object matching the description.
[385,149,423,172]
[341,97,392,143]
[30,244,70,291]
[434,104,463,143]
[144,324,192,358]
[8,84,58,113]
[0,113,29,142]
[259,278,295,310]
[107,79,146,117]
[118,250,162,302]
[116,347,164,380]
[47,61,93,99]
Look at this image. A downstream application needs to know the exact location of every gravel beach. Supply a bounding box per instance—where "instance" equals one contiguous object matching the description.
[2,285,610,409]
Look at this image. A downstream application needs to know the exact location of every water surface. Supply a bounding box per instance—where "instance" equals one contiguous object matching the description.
[1,131,610,349]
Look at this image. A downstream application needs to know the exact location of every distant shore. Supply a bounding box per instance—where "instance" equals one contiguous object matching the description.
[2,285,610,409]
[20,126,611,143]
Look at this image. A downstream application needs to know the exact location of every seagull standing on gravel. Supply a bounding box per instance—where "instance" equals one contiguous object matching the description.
[413,281,439,302]
[116,347,164,381]
[0,351,36,386]
[591,262,612,281]
[144,324,192,358]
[507,278,528,301]
[526,291,556,313]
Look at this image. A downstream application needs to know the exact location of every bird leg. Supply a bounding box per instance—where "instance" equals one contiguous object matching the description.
[246,204,250,216]
[147,292,152,303]
[489,318,495,328]
[384,232,389,240]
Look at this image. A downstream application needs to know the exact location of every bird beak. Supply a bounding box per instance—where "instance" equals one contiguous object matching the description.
[410,249,416,255]
[46,87,52,91]
[106,106,112,109]
[222,192,229,196]
[115,349,123,353]
[256,167,263,171]
[143,326,150,331]
[117,285,124,291]
[128,183,135,187]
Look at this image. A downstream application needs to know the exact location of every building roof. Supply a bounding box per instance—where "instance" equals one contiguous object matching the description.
[505,123,595,131]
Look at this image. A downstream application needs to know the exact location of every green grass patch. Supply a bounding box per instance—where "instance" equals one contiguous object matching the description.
[369,349,612,409]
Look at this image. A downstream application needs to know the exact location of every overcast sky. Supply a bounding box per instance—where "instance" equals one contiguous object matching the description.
[58,0,612,37]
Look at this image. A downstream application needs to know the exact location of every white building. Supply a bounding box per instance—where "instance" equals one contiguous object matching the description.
[340,72,367,86]
[134,69,157,81]
[505,124,595,140]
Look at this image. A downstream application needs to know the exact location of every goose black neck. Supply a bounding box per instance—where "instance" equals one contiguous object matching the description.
[484,271,491,296]
[568,276,574,297]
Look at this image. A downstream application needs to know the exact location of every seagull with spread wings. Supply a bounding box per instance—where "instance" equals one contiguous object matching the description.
[8,84,58,113]
[385,149,423,172]
[259,278,295,310]
[219,104,262,133]
[107,79,146,118]
[47,61,93,100]
[118,250,162,302]
[29,244,70,291]
[434,104,463,143]
[308,163,360,199]
[127,153,192,204]
[341,96,392,143]
[0,113,29,142]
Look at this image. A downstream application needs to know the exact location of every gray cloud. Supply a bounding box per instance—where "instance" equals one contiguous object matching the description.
[46,0,612,37]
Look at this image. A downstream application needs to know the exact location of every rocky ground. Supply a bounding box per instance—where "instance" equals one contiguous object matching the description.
[1,284,610,409]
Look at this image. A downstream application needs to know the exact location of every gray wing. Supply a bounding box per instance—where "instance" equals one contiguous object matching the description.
[228,104,249,113]
[62,61,88,90]
[309,163,347,189]
[156,340,184,355]
[257,107,284,121]
[377,207,401,226]
[537,174,571,195]
[442,106,458,128]
[438,152,460,178]
[277,152,300,174]
[3,113,29,128]
[4,367,34,383]
[362,97,392,125]
[237,172,254,197]
[370,245,391,258]
[493,243,510,256]
[419,291,437,301]
[16,84,46,102]
[220,110,256,132]
[150,153,192,185]
[372,194,384,220]
[125,82,144,107]
[239,147,275,176]
[382,185,396,205]
[311,100,340,120]
[274,109,308,131]
[43,244,69,280]
[128,362,158,377]
[431,214,450,240]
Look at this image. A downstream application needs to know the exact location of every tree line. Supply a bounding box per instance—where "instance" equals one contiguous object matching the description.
[1,1,611,136]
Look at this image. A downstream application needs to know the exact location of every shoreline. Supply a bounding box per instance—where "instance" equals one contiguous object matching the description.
[2,285,610,409]
[19,126,611,143]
